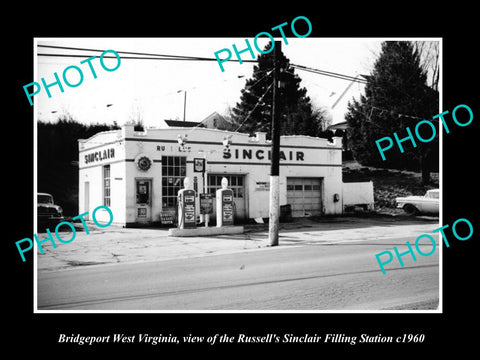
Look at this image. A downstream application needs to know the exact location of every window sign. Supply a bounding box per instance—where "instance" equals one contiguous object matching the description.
[194,158,205,172]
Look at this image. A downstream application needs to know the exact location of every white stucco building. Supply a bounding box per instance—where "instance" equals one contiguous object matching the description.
[78,124,360,227]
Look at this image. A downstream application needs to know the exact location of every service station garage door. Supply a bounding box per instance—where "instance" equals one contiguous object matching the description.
[287,177,322,217]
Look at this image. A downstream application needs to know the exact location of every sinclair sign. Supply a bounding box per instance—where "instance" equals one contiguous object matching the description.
[223,148,304,161]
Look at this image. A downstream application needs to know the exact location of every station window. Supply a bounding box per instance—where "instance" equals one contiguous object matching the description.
[103,165,111,207]
[207,174,244,198]
[161,156,186,209]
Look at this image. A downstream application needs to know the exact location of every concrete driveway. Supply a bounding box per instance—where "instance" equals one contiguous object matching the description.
[36,214,439,272]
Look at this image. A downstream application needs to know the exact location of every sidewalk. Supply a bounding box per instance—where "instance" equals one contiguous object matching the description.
[36,215,439,272]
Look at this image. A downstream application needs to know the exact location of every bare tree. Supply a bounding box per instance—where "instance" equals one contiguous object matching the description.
[313,105,332,133]
[128,102,144,131]
[412,41,440,91]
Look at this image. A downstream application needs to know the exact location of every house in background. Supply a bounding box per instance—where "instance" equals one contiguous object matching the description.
[200,112,236,131]
[164,120,205,128]
[164,112,235,131]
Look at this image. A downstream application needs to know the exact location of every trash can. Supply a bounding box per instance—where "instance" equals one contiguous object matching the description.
[280,204,292,222]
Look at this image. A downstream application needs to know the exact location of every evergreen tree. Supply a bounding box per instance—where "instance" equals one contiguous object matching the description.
[37,116,119,215]
[230,42,326,138]
[345,41,439,182]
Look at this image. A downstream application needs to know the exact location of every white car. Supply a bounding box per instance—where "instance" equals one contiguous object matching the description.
[396,189,439,215]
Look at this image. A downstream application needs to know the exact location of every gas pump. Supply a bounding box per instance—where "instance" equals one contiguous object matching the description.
[216,177,234,227]
[177,177,197,229]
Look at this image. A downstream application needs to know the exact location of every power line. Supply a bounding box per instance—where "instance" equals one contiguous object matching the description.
[243,68,274,91]
[176,80,274,136]
[37,52,259,63]
[364,104,424,120]
[37,52,369,84]
[233,82,274,133]
[38,44,221,62]
[175,82,274,150]
[37,45,370,82]
[290,63,368,84]
[37,44,258,63]
[291,63,367,83]
[37,53,220,62]
[37,45,392,126]
[290,63,431,119]
[39,44,204,58]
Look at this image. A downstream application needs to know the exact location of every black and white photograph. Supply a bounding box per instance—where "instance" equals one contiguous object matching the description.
[32,36,442,312]
[7,7,478,355]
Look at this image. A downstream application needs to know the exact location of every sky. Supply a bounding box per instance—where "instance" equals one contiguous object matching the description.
[34,38,402,128]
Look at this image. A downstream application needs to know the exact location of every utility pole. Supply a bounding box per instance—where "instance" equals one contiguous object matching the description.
[183,90,187,122]
[268,41,281,247]
[177,89,187,122]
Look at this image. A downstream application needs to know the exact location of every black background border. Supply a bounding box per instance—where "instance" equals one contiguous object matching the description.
[6,5,477,355]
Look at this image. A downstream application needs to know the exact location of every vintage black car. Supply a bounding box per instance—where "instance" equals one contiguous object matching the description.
[38,192,64,225]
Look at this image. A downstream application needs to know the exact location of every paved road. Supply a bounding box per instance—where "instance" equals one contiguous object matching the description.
[37,233,439,311]
[36,216,439,271]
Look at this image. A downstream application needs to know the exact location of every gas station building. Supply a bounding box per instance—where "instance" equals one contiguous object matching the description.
[78,123,360,227]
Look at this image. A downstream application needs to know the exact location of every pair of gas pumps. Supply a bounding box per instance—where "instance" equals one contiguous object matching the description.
[177,177,234,229]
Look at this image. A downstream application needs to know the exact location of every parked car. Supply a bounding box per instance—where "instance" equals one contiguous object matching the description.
[38,192,64,225]
[396,189,439,215]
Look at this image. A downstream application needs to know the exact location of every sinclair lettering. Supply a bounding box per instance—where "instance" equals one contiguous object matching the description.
[223,148,304,161]
[84,148,115,164]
